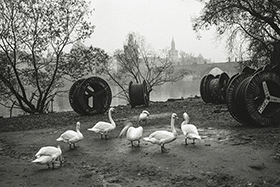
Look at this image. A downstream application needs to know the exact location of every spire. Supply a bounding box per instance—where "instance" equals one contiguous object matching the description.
[171,37,175,50]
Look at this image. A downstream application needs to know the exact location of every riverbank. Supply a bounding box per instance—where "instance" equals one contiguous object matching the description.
[1,97,280,186]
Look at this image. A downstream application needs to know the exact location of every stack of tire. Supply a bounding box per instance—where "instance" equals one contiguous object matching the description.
[200,72,230,104]
[69,76,112,115]
[226,65,280,126]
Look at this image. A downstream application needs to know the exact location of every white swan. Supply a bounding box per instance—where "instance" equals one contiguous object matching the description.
[56,121,83,149]
[143,113,178,153]
[119,121,143,148]
[88,107,116,140]
[139,110,150,125]
[32,145,62,169]
[181,112,201,146]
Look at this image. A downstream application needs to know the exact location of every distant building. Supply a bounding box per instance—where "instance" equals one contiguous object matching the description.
[168,37,178,63]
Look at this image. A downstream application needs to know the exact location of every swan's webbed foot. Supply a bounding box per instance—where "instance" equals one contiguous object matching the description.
[192,139,196,145]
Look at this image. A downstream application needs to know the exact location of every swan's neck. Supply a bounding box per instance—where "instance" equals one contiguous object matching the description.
[171,118,177,135]
[109,110,116,127]
[76,125,83,137]
[76,124,81,133]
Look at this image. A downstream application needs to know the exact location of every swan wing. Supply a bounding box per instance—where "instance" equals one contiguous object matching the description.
[181,124,199,135]
[88,122,114,132]
[127,126,143,141]
[143,137,161,144]
[151,131,176,144]
[144,130,174,144]
[187,133,201,140]
[149,130,173,139]
[56,130,77,142]
[32,155,53,164]
[35,146,60,157]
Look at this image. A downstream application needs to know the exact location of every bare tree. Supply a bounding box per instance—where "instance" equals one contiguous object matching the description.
[101,33,188,102]
[0,0,94,114]
[193,0,280,66]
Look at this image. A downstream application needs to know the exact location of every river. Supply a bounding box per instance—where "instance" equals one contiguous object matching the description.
[0,77,201,118]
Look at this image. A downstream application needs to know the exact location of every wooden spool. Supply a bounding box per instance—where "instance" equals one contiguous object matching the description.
[200,74,214,103]
[217,72,230,103]
[226,72,254,124]
[208,77,220,103]
[129,80,149,108]
[226,65,280,126]
[244,70,280,126]
[200,72,229,103]
[69,77,112,115]
[68,78,87,115]
[233,76,257,125]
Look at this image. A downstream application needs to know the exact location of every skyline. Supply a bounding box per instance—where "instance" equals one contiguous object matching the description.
[86,0,230,62]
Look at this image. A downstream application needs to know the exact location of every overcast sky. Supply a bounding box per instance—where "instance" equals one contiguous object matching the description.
[87,0,229,62]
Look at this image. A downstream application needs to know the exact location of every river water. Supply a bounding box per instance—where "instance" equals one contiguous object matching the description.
[0,77,201,117]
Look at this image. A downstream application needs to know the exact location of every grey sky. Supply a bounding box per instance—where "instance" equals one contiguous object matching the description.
[87,0,228,62]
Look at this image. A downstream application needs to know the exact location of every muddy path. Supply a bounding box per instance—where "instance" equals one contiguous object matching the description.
[1,98,280,187]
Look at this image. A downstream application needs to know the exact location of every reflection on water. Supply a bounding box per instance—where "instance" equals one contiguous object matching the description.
[0,78,200,117]
[150,78,200,102]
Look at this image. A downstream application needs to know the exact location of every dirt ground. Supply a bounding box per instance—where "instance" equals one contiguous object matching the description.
[0,97,280,187]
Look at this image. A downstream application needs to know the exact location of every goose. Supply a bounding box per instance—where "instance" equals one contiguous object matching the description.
[181,112,201,146]
[139,110,150,125]
[56,121,83,149]
[143,113,178,153]
[119,121,143,148]
[32,145,62,169]
[88,107,116,140]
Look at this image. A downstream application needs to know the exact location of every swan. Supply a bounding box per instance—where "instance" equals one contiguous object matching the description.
[181,112,201,146]
[56,121,83,149]
[139,110,150,125]
[32,145,62,169]
[143,113,178,153]
[119,121,143,148]
[88,107,116,140]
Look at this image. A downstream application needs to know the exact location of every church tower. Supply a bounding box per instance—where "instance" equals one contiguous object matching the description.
[168,37,178,63]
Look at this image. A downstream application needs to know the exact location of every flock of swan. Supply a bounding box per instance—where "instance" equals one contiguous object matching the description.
[32,108,201,169]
